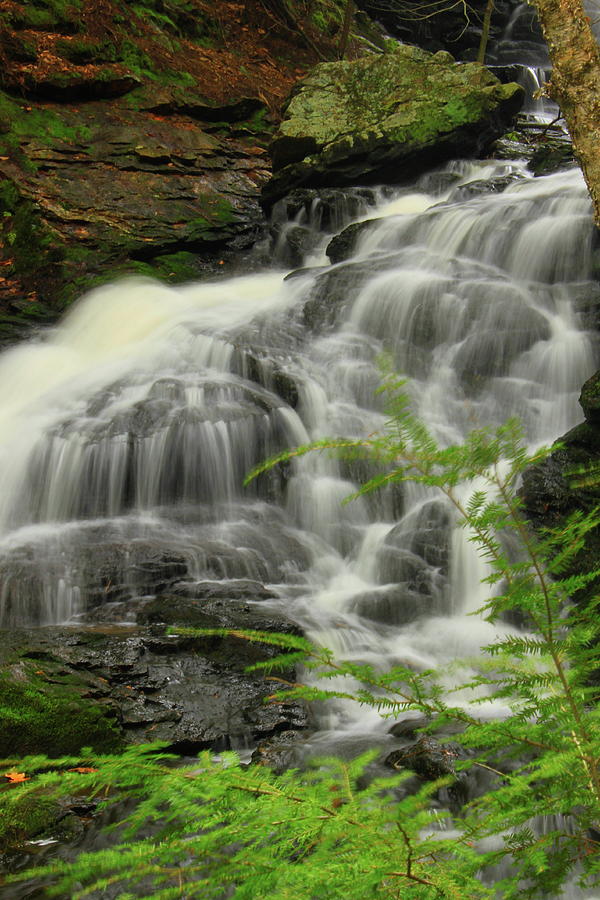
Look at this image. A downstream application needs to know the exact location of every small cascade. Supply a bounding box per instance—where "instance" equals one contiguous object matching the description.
[0,153,597,893]
[0,159,596,649]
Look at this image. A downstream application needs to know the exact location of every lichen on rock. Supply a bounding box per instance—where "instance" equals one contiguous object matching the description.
[263,44,523,205]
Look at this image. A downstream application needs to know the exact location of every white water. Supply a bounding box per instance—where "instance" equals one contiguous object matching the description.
[0,159,597,894]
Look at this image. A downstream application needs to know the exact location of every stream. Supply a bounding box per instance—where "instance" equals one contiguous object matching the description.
[1,33,599,895]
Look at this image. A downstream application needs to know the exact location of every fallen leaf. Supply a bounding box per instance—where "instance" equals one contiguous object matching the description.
[4,772,29,783]
[67,767,98,774]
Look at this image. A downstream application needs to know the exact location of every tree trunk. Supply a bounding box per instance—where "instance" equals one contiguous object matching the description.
[477,0,495,64]
[532,0,600,225]
[338,0,356,58]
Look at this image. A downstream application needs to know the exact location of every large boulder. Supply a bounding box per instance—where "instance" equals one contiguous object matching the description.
[263,44,523,206]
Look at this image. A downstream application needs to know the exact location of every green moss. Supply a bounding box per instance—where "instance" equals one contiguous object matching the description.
[0,667,122,757]
[129,0,222,41]
[119,40,155,78]
[0,89,91,145]
[10,0,83,32]
[0,794,61,847]
[139,250,202,281]
[234,107,273,142]
[0,179,65,278]
[55,37,120,64]
[310,0,345,34]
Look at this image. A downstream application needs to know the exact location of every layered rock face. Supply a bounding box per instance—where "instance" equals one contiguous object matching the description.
[263,44,523,205]
[0,0,342,341]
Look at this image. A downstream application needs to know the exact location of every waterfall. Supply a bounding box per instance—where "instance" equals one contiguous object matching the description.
[1,150,598,883]
[0,156,595,671]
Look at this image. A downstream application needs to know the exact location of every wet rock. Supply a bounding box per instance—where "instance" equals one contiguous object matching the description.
[454,306,551,382]
[271,187,377,233]
[136,593,301,650]
[302,255,402,332]
[520,415,600,606]
[326,219,381,264]
[0,609,308,753]
[570,281,600,331]
[251,729,306,773]
[383,500,452,575]
[493,116,574,170]
[450,173,522,200]
[414,169,463,194]
[172,579,278,603]
[230,349,300,409]
[278,224,317,268]
[386,735,461,778]
[580,371,600,425]
[351,584,440,626]
[388,715,431,738]
[528,141,575,177]
[385,735,470,808]
[263,45,523,206]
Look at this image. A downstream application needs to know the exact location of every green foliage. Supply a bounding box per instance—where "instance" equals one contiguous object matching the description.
[0,746,488,898]
[0,667,123,757]
[1,378,599,897]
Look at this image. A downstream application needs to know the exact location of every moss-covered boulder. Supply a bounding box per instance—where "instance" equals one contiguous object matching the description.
[263,45,523,206]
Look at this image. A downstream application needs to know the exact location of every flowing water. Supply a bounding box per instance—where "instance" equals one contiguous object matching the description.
[0,158,596,711]
[0,157,598,893]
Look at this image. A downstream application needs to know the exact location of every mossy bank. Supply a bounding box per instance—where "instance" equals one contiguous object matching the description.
[0,0,386,341]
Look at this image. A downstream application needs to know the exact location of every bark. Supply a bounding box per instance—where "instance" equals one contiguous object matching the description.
[532,0,600,225]
[477,0,495,63]
[338,0,356,58]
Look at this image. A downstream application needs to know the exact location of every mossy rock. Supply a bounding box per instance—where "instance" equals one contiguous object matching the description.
[528,141,575,176]
[264,44,523,205]
[0,662,122,757]
[0,793,77,849]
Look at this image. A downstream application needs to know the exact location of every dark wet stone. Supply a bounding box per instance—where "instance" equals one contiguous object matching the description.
[271,187,377,232]
[528,142,575,177]
[279,224,317,267]
[385,735,470,808]
[388,715,431,738]
[0,612,308,752]
[302,257,400,332]
[172,579,278,603]
[580,370,600,425]
[351,585,437,626]
[326,219,381,264]
[450,173,522,200]
[251,729,307,773]
[381,500,452,577]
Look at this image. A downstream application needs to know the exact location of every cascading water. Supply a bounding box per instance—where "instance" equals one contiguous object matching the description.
[0,155,598,894]
[0,158,596,678]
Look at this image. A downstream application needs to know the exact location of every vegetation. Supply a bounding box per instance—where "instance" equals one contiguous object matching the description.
[0,662,123,757]
[0,378,599,897]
